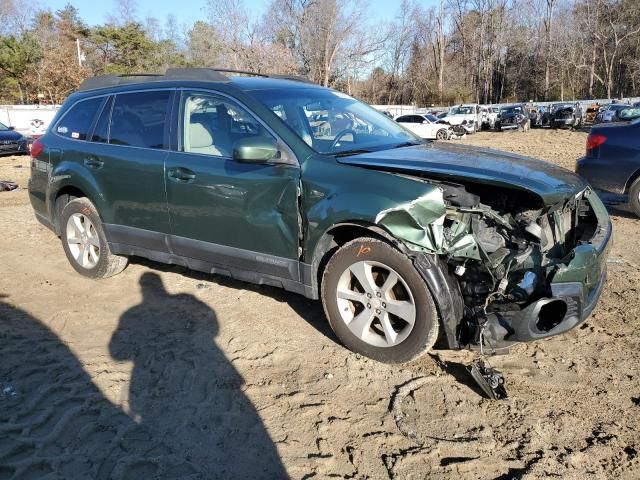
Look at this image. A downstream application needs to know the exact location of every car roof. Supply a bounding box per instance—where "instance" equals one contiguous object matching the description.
[229,76,325,91]
[76,68,321,95]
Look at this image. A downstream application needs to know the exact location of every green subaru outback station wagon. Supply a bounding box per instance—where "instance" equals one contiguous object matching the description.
[29,68,611,363]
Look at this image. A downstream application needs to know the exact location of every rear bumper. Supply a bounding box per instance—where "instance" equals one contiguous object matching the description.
[576,156,631,197]
[552,118,575,125]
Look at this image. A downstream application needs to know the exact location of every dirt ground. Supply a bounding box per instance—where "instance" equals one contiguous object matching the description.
[1,129,639,479]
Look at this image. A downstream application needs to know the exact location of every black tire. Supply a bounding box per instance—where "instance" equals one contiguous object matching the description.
[436,129,448,140]
[321,238,439,363]
[630,178,640,218]
[59,197,128,279]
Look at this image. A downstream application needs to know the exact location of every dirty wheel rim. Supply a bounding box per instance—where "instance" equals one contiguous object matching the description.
[436,130,446,140]
[66,213,100,269]
[336,260,416,348]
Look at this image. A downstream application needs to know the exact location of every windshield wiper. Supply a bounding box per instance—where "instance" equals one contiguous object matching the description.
[333,148,373,157]
[389,141,423,149]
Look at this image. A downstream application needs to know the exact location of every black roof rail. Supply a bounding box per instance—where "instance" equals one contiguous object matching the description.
[77,68,314,92]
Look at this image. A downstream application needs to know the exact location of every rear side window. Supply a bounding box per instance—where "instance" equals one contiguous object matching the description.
[109,91,171,149]
[55,97,103,140]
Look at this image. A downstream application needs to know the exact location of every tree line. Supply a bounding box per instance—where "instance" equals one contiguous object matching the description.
[0,0,639,106]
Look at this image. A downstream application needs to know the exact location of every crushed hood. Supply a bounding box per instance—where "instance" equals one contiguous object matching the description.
[337,142,587,206]
[440,115,474,125]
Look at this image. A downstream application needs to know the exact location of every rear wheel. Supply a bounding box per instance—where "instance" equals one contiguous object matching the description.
[321,238,439,363]
[59,198,128,279]
[629,178,640,218]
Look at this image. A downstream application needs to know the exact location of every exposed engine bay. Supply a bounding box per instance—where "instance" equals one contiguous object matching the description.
[375,177,601,352]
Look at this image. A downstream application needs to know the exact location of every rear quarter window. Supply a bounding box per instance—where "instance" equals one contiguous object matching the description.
[55,97,103,140]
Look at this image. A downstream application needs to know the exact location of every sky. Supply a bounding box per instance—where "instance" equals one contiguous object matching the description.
[38,0,417,29]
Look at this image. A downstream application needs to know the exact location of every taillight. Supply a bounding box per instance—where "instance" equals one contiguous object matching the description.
[586,133,606,153]
[30,139,44,158]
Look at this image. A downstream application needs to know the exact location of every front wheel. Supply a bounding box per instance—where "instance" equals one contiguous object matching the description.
[321,238,439,363]
[629,178,640,218]
[59,198,128,279]
[436,129,448,140]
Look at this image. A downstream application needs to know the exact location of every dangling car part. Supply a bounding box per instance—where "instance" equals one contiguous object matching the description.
[470,359,507,400]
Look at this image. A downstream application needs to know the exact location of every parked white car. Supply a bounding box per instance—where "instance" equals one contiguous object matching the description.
[481,106,499,129]
[439,104,482,133]
[394,113,451,140]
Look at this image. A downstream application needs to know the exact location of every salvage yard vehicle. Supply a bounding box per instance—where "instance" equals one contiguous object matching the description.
[495,104,530,131]
[585,103,602,124]
[594,103,635,124]
[480,106,499,130]
[550,102,583,128]
[29,68,611,363]
[439,104,482,134]
[0,121,29,155]
[395,113,451,140]
[577,117,640,217]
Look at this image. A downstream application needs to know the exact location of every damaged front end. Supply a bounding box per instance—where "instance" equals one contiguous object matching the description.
[376,180,611,351]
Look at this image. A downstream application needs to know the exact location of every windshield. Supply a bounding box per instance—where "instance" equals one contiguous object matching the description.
[611,104,630,111]
[425,114,438,122]
[0,122,8,131]
[449,106,473,115]
[553,104,573,111]
[246,87,418,155]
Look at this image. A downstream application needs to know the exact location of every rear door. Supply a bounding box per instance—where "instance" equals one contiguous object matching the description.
[83,90,173,245]
[164,90,301,278]
[396,115,430,138]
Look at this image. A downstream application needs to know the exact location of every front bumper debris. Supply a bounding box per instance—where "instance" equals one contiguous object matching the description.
[483,195,612,349]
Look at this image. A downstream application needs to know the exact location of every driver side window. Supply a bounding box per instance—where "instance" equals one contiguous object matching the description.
[182,93,273,158]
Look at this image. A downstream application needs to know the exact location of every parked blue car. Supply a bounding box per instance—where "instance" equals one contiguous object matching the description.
[0,121,29,155]
[576,117,640,217]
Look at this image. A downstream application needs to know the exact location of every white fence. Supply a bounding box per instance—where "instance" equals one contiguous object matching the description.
[372,98,640,117]
[0,105,61,136]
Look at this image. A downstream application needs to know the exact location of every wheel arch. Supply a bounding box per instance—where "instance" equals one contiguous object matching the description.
[50,183,101,235]
[308,222,401,299]
[624,167,640,194]
[47,162,110,235]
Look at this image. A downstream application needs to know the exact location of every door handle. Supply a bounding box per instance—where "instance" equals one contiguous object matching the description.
[168,167,196,183]
[84,156,103,169]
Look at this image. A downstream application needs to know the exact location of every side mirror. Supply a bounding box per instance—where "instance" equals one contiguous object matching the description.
[233,136,279,163]
[8,126,14,131]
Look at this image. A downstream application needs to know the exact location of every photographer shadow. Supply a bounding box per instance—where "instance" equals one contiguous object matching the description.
[0,274,288,479]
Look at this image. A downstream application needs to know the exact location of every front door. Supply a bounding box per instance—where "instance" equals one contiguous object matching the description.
[165,91,301,279]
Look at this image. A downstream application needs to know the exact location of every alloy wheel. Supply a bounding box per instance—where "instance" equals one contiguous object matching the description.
[335,260,416,348]
[66,213,100,269]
